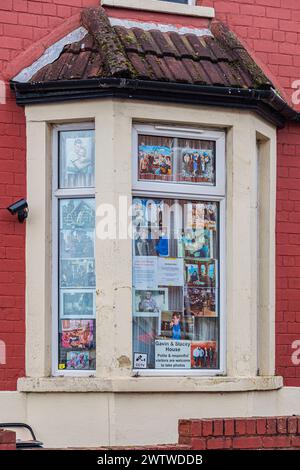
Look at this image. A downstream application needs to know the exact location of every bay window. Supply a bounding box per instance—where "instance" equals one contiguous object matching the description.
[52,124,96,375]
[132,125,226,374]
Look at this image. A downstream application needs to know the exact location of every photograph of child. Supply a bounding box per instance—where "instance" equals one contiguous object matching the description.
[60,130,94,188]
[185,287,217,317]
[180,149,215,184]
[191,341,217,368]
[135,289,168,315]
[138,144,172,181]
[66,351,90,370]
[61,320,94,350]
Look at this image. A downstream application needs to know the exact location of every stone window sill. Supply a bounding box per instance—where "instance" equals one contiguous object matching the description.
[17,376,283,393]
[101,0,215,18]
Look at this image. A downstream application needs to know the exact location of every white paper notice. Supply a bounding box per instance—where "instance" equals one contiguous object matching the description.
[155,339,191,369]
[133,256,158,289]
[157,258,184,286]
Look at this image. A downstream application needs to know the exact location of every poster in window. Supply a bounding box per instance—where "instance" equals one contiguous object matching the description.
[66,351,90,370]
[60,289,95,318]
[134,226,169,257]
[138,144,172,181]
[60,259,95,288]
[185,202,217,231]
[61,319,95,349]
[185,259,217,287]
[60,199,95,231]
[191,341,217,369]
[184,287,217,317]
[178,229,212,259]
[60,230,94,259]
[134,289,168,316]
[132,198,164,228]
[179,148,215,185]
[59,130,94,188]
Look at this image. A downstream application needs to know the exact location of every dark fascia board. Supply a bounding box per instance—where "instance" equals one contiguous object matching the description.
[10,78,299,128]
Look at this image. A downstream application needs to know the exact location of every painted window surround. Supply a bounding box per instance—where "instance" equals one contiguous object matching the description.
[20,99,281,393]
[101,0,215,18]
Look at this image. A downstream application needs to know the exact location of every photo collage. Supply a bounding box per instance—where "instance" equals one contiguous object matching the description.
[132,196,219,370]
[138,135,216,185]
[58,130,96,371]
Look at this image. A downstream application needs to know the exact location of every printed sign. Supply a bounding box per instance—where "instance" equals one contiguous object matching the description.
[155,339,191,369]
[133,353,148,369]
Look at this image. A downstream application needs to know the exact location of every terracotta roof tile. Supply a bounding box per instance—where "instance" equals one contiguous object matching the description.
[29,7,273,91]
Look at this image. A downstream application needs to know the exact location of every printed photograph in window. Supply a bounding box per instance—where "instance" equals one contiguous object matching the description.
[61,319,95,350]
[60,290,95,319]
[59,129,95,188]
[134,289,168,316]
[138,135,173,182]
[184,287,217,317]
[66,351,90,370]
[60,259,95,288]
[191,341,217,369]
[60,230,95,259]
[60,199,95,231]
[132,198,164,228]
[178,229,212,259]
[179,148,215,184]
[134,227,169,257]
[185,259,217,287]
[185,202,217,230]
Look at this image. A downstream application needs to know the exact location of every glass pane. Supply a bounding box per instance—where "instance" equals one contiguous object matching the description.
[58,198,96,371]
[59,129,95,189]
[132,198,220,371]
[138,134,216,186]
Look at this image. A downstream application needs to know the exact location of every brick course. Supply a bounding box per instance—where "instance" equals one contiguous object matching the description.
[179,416,300,450]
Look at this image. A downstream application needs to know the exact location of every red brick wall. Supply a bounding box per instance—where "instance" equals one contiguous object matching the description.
[0,429,16,450]
[179,417,300,449]
[0,1,100,391]
[0,1,300,390]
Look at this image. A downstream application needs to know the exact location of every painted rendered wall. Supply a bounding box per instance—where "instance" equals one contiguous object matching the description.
[1,387,300,447]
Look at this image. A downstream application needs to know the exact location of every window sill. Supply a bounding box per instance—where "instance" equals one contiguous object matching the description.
[17,376,283,393]
[101,0,215,19]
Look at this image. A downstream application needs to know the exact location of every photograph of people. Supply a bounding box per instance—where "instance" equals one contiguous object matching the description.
[138,144,172,180]
[186,264,199,283]
[170,312,182,340]
[138,291,160,313]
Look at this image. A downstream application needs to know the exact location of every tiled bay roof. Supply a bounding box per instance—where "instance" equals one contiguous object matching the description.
[30,7,272,90]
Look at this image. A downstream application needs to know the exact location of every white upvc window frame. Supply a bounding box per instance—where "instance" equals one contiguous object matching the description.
[51,122,96,377]
[132,123,226,377]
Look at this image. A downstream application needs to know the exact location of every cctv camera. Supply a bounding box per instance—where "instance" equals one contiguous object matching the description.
[7,199,28,223]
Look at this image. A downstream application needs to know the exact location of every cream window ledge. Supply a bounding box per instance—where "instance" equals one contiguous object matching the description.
[101,0,215,18]
[17,376,283,393]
